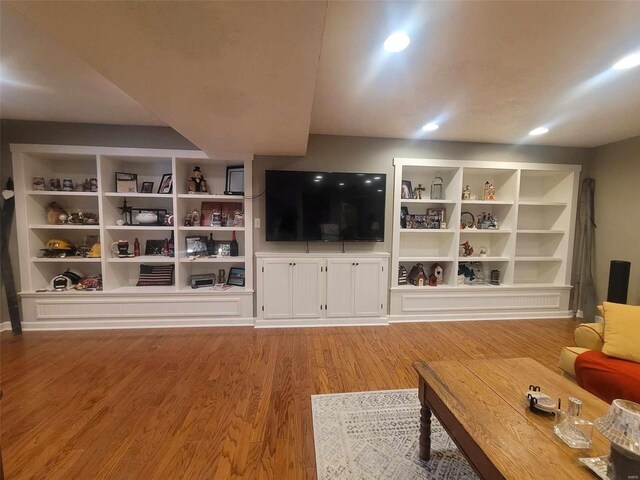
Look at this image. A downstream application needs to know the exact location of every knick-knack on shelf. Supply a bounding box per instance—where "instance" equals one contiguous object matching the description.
[431,173,443,200]
[462,185,471,200]
[188,166,208,194]
[413,183,426,199]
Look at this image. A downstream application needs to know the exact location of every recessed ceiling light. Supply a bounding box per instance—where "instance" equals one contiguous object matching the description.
[612,53,640,70]
[384,32,410,53]
[421,122,439,132]
[529,127,549,136]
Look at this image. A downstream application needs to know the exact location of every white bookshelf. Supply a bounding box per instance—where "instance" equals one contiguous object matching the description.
[390,158,580,321]
[11,144,254,330]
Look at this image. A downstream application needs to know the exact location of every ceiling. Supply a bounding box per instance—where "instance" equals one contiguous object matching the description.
[2,1,640,157]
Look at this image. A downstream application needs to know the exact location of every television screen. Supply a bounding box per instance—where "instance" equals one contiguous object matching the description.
[265,170,386,242]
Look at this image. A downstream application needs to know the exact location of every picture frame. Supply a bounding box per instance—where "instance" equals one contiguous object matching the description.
[401,180,413,199]
[225,166,244,195]
[141,181,154,193]
[185,235,208,256]
[158,174,173,194]
[144,239,165,256]
[116,172,138,193]
[226,266,245,287]
[216,240,231,256]
[400,206,409,229]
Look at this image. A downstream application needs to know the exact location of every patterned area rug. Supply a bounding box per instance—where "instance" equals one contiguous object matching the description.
[312,389,478,480]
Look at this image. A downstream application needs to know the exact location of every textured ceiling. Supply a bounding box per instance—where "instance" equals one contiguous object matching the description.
[2,1,640,156]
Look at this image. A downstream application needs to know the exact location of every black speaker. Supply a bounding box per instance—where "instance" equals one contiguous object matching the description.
[607,260,631,304]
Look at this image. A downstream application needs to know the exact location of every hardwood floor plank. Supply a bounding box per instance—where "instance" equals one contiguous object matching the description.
[1,319,579,479]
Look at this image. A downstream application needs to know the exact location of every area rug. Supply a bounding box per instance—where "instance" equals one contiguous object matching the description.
[312,389,478,480]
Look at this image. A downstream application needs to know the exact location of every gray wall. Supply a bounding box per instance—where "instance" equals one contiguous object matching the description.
[253,134,591,255]
[590,135,640,305]
[0,120,197,325]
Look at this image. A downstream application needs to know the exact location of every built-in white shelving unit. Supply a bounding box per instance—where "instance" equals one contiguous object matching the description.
[11,144,254,330]
[390,158,580,322]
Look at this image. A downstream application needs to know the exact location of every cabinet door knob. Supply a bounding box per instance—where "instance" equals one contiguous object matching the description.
[293,263,296,266]
[356,263,359,266]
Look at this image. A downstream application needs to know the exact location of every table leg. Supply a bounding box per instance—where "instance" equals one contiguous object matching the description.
[419,403,432,461]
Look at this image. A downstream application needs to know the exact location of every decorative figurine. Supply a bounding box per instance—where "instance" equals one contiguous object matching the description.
[460,241,474,257]
[490,269,501,285]
[398,265,408,285]
[428,273,438,287]
[462,185,471,200]
[431,173,444,200]
[50,178,62,191]
[62,179,74,192]
[413,183,426,199]
[218,268,226,284]
[431,263,444,285]
[408,263,428,286]
[189,166,208,194]
[33,177,46,191]
[484,181,496,200]
[478,246,488,257]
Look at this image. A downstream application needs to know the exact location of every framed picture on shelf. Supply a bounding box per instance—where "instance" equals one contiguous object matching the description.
[200,201,222,227]
[158,174,173,194]
[225,166,244,195]
[141,181,154,193]
[400,206,409,228]
[401,180,413,199]
[226,266,245,287]
[216,240,231,256]
[427,208,446,229]
[115,172,137,193]
[144,239,165,256]
[185,236,208,256]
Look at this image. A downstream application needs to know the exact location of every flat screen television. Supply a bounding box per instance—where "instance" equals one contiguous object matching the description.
[265,170,386,242]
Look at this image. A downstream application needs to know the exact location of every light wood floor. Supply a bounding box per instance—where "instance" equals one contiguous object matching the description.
[1,319,577,479]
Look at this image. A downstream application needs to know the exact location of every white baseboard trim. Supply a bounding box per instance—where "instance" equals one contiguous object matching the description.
[21,317,255,331]
[0,321,12,332]
[254,316,388,329]
[389,310,574,323]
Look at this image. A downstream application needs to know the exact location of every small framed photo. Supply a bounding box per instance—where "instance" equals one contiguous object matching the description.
[158,174,173,194]
[141,181,154,193]
[226,266,245,287]
[225,166,244,195]
[144,239,165,256]
[116,172,138,193]
[185,236,208,256]
[216,240,231,256]
[400,206,409,228]
[401,180,413,199]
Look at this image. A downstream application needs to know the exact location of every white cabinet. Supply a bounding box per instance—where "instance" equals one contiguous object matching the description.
[326,259,385,317]
[260,258,323,320]
[256,253,389,327]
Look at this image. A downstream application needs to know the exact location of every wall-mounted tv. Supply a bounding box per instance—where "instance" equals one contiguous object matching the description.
[265,170,386,242]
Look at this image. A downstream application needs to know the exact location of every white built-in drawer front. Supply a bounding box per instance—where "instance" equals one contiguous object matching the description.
[401,291,561,313]
[35,296,244,320]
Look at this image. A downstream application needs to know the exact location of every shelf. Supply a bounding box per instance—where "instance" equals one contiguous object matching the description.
[29,224,100,230]
[462,200,514,205]
[515,257,563,262]
[178,226,245,232]
[104,192,172,198]
[107,255,174,263]
[400,229,453,234]
[518,201,567,206]
[400,199,457,205]
[517,230,565,234]
[458,256,509,262]
[179,256,245,263]
[399,257,454,263]
[31,257,101,263]
[106,225,174,231]
[107,285,178,294]
[460,229,512,234]
[27,191,98,197]
[177,194,244,201]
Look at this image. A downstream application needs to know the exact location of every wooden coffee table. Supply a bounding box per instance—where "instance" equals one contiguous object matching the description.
[414,357,610,480]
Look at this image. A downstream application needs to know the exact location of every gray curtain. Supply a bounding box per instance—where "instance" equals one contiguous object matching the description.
[571,178,597,321]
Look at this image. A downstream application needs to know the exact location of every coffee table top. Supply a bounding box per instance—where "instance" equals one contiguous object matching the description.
[413,357,610,480]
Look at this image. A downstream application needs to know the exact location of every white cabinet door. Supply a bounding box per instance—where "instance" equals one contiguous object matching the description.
[326,259,354,317]
[292,259,324,318]
[354,260,382,316]
[261,260,292,319]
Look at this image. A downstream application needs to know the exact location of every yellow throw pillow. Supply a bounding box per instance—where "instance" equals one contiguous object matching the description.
[602,302,640,363]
